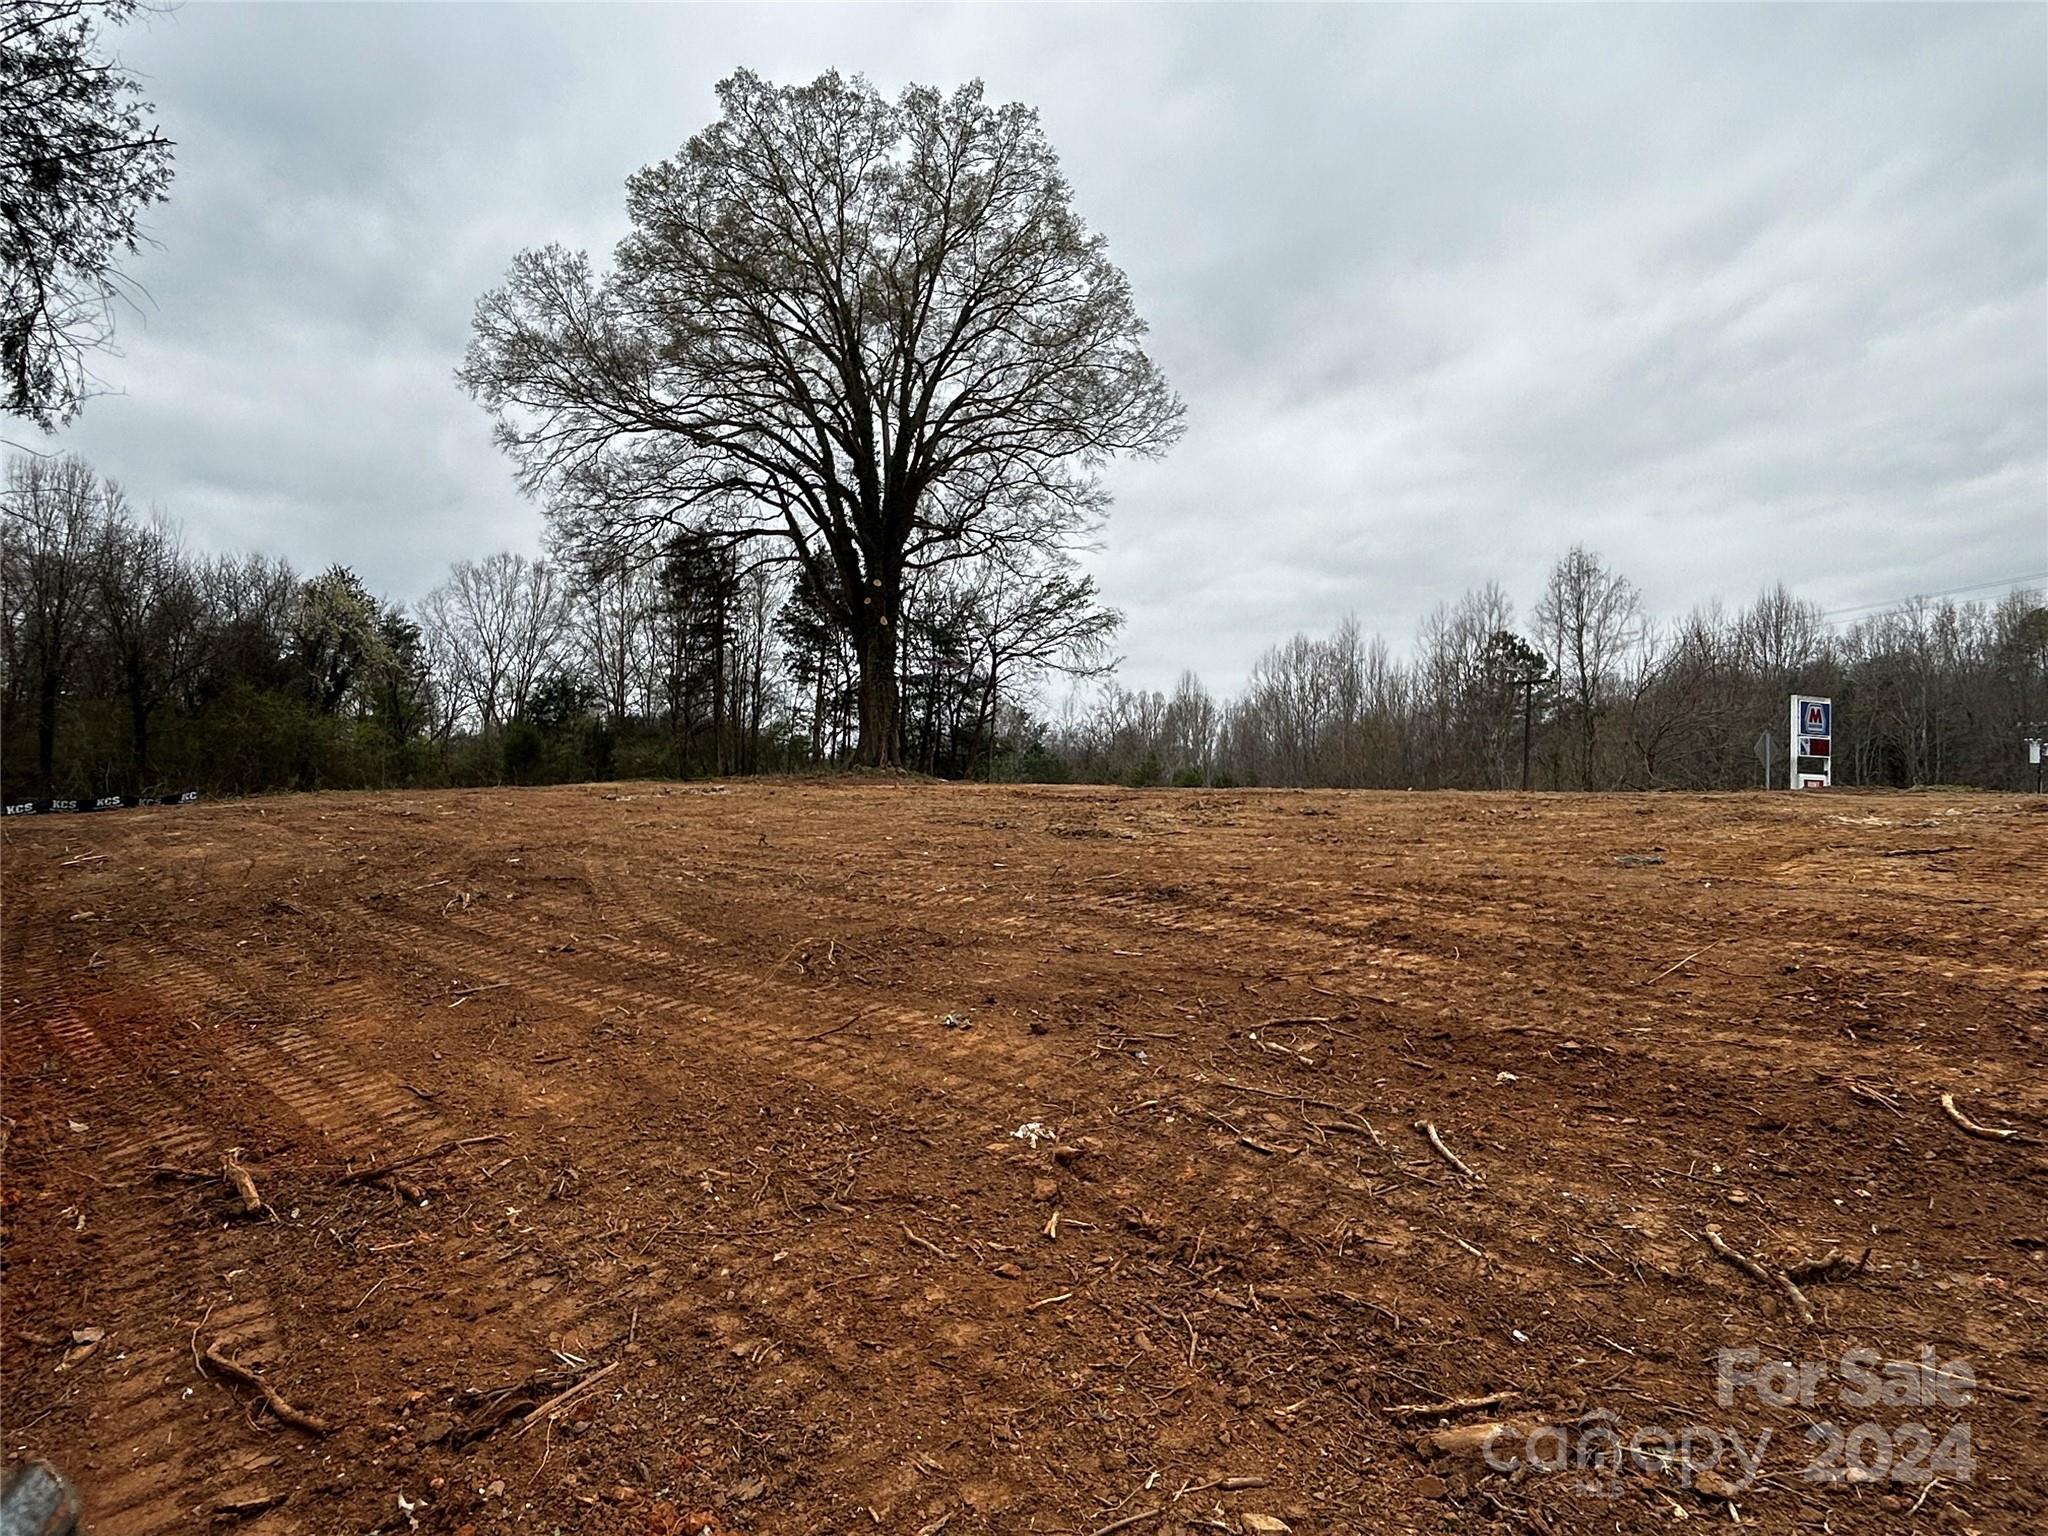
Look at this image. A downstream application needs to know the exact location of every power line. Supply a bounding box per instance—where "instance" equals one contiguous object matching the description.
[1819,569,2048,622]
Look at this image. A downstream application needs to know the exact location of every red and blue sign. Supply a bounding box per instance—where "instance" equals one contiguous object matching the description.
[1789,695,1835,789]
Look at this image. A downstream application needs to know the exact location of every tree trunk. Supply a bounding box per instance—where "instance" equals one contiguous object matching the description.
[128,674,150,795]
[37,669,60,795]
[918,652,941,773]
[971,661,999,781]
[853,617,902,768]
[711,610,728,777]
[748,632,765,773]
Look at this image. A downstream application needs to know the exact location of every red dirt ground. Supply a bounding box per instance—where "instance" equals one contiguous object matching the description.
[3,782,2045,1536]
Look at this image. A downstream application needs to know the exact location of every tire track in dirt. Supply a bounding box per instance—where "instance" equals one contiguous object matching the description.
[134,951,441,1159]
[126,864,1820,1500]
[16,787,2042,1532]
[314,900,1324,1477]
[221,922,1024,1504]
[8,959,485,1531]
[12,1006,295,1536]
[496,892,1759,1405]
[114,939,900,1477]
[117,951,655,1354]
[334,874,1690,1437]
[358,899,1495,1333]
[596,905,1478,1239]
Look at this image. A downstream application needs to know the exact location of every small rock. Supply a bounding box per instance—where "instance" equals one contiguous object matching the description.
[1031,1177,1060,1203]
[1693,1470,1742,1501]
[1414,1474,1448,1500]
[416,1415,454,1446]
[1240,1516,1292,1536]
[608,1484,638,1504]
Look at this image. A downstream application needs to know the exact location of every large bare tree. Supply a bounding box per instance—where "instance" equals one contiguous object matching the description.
[461,70,1182,767]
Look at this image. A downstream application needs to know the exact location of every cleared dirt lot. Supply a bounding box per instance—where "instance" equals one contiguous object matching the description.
[4,782,2045,1535]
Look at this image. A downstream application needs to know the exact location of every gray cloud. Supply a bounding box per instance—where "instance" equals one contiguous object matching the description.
[46,2,2047,695]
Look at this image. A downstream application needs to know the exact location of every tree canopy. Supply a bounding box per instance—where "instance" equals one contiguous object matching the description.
[463,69,1181,765]
[1,0,175,430]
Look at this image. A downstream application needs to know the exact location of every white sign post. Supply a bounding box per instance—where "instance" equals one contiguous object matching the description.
[1790,695,1833,790]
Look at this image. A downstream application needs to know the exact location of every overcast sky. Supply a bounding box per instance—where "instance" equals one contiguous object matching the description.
[43,2,2048,695]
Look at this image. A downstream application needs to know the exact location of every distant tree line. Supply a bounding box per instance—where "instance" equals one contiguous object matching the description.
[0,452,1116,800]
[5,458,2039,800]
[1052,547,2048,793]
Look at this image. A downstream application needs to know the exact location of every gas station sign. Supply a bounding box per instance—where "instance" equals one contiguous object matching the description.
[1790,695,1833,789]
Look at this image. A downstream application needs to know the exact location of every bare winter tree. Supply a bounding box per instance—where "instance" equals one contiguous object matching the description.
[1534,545,1644,789]
[461,69,1183,766]
[2,0,176,430]
[1414,583,1518,787]
[1,452,102,788]
[1737,581,1825,693]
[564,549,657,725]
[90,496,198,790]
[1162,670,1219,784]
[1236,634,1335,787]
[960,556,1121,775]
[417,552,572,735]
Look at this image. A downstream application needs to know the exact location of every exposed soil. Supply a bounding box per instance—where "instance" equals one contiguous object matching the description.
[3,782,2045,1536]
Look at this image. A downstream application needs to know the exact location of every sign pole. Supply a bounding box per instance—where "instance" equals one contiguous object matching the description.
[1519,675,1537,792]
